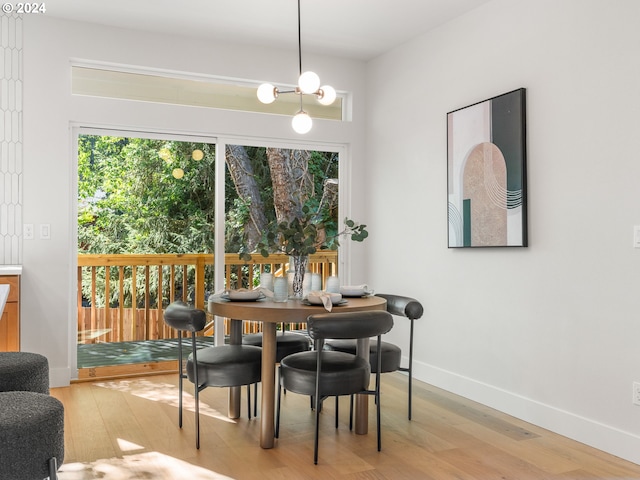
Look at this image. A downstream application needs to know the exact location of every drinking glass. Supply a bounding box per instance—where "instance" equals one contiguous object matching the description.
[260,272,274,291]
[325,275,340,293]
[310,273,322,292]
[273,277,288,302]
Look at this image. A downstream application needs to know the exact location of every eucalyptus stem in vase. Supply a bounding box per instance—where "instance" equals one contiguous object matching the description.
[239,205,368,298]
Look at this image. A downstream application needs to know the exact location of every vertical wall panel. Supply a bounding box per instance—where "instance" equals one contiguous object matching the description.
[0,13,22,264]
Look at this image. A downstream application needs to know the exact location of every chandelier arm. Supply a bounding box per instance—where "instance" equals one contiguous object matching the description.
[256,0,332,133]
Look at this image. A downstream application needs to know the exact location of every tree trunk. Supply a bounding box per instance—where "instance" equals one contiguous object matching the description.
[266,148,313,223]
[315,178,339,245]
[225,145,268,249]
[318,178,339,217]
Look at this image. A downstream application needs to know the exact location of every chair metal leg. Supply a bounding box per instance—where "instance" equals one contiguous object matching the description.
[254,382,258,417]
[194,383,200,449]
[48,457,58,480]
[397,365,413,420]
[191,333,201,449]
[408,368,412,421]
[408,318,414,420]
[349,394,354,430]
[177,332,183,428]
[314,393,321,464]
[376,374,382,451]
[376,334,383,451]
[247,384,252,419]
[335,396,339,428]
[314,348,322,465]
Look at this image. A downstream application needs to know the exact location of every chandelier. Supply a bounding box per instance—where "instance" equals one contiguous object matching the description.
[256,0,337,134]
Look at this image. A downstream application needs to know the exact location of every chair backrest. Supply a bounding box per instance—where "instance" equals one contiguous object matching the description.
[377,294,423,320]
[163,301,207,333]
[307,311,393,341]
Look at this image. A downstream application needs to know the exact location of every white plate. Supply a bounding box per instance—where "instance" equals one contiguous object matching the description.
[226,290,263,301]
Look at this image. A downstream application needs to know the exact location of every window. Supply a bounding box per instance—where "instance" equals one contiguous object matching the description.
[71,65,343,120]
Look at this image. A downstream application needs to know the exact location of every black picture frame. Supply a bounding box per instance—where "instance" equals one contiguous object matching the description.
[447,88,528,248]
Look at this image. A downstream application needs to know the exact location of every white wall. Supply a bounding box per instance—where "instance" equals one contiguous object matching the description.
[21,0,640,466]
[21,16,367,385]
[366,0,640,464]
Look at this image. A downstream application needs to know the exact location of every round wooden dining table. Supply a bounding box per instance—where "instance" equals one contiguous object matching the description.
[208,295,387,449]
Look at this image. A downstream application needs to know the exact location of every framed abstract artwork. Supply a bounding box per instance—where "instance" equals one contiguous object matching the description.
[447,88,528,248]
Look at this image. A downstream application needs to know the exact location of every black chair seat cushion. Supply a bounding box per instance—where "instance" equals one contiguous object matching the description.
[324,339,401,373]
[187,345,262,387]
[243,332,310,363]
[281,351,370,397]
[0,391,64,479]
[0,352,50,394]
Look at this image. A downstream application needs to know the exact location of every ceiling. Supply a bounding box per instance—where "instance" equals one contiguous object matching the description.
[46,0,491,61]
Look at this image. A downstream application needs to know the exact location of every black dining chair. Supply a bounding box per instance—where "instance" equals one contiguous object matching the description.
[243,328,310,416]
[324,293,424,420]
[275,310,394,464]
[163,301,262,449]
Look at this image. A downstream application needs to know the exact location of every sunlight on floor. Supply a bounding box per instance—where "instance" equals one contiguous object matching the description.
[58,451,235,479]
[116,438,144,453]
[94,378,236,423]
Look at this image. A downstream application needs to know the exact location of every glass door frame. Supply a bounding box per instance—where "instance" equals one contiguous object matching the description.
[215,137,349,345]
[71,126,220,374]
[71,125,350,369]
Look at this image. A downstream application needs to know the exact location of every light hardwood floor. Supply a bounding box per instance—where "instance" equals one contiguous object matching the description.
[51,372,640,479]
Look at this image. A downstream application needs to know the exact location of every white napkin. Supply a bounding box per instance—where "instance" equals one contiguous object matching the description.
[340,284,372,296]
[307,291,334,312]
[208,287,272,300]
[258,286,274,298]
[208,289,227,300]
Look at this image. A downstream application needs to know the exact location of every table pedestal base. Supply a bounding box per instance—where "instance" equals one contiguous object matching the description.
[260,322,277,448]
[355,337,369,434]
[208,296,387,449]
[228,319,243,419]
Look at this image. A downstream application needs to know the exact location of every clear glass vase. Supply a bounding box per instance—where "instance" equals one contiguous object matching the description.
[291,255,309,299]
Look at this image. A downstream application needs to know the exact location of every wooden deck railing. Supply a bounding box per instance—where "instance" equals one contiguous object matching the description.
[77,252,338,344]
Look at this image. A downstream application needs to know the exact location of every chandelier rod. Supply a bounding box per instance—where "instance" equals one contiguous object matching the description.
[297,0,303,78]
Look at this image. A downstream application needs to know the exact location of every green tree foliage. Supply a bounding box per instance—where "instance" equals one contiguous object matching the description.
[78,137,342,302]
[78,136,216,255]
[78,135,216,307]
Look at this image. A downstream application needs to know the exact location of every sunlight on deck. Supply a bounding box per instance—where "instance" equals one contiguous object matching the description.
[94,378,236,423]
[58,451,235,479]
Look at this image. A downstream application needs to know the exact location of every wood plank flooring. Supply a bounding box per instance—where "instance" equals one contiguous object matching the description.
[51,372,640,479]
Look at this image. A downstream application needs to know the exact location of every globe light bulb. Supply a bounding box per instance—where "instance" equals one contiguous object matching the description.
[298,71,320,94]
[172,168,184,179]
[191,149,204,161]
[317,85,336,106]
[292,111,312,134]
[257,83,277,104]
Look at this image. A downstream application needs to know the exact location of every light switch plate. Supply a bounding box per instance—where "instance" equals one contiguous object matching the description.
[40,224,51,240]
[634,226,640,248]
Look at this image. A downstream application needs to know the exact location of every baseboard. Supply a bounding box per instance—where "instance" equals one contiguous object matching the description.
[413,360,640,466]
[50,366,71,388]
[75,361,178,382]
